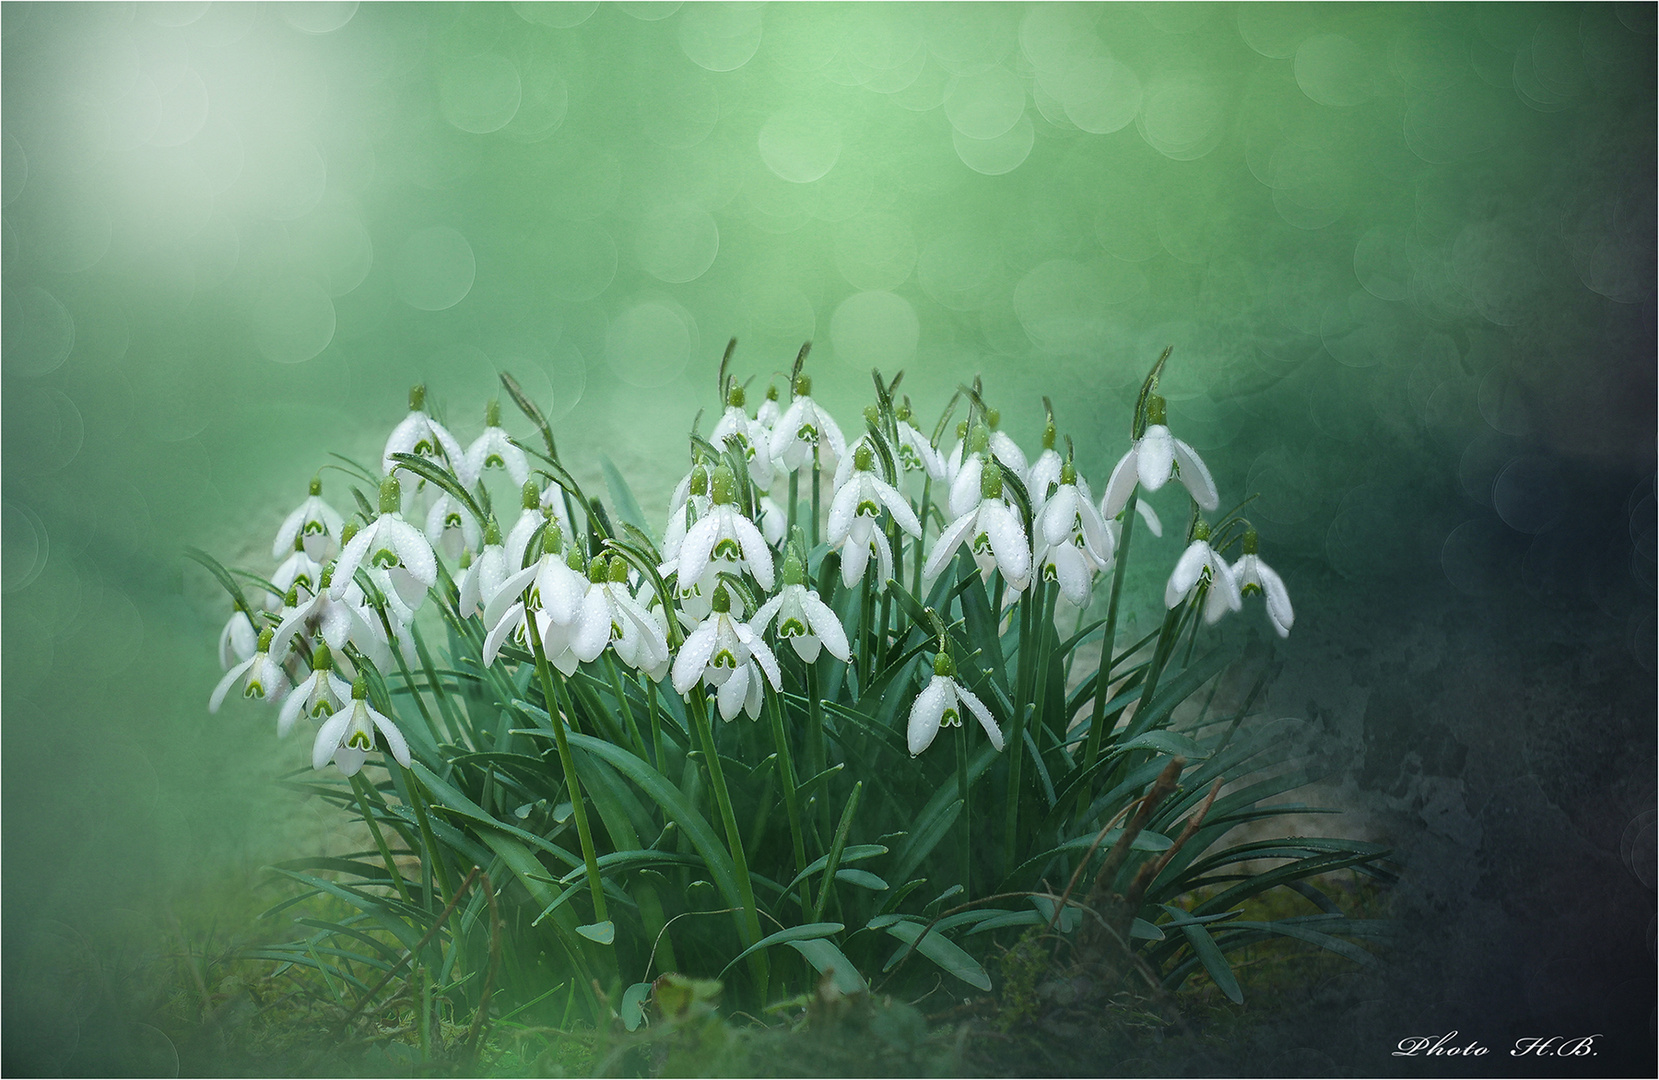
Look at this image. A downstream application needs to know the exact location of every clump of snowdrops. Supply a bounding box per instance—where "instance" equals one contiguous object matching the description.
[196,343,1390,1056]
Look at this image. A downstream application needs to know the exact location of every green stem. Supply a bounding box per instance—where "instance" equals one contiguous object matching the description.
[806,664,827,836]
[788,471,800,542]
[525,617,608,924]
[605,655,648,761]
[1077,490,1139,820]
[957,723,971,899]
[403,766,456,908]
[1002,590,1031,878]
[912,476,932,600]
[644,674,663,770]
[810,448,822,548]
[686,691,768,1000]
[351,774,412,904]
[766,690,810,912]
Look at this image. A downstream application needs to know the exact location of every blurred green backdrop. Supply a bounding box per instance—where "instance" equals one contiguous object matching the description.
[4,3,1654,1074]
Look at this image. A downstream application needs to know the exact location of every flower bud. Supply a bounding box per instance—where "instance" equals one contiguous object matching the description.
[1060,460,1077,486]
[378,476,402,515]
[690,464,709,497]
[765,383,779,402]
[520,481,539,510]
[896,402,912,423]
[969,423,990,455]
[608,555,630,583]
[340,522,360,546]
[710,464,736,506]
[793,373,812,397]
[1192,518,1210,542]
[542,520,564,556]
[727,384,746,409]
[257,627,275,653]
[351,675,368,701]
[485,399,501,427]
[588,554,609,584]
[284,586,300,608]
[1147,394,1167,426]
[980,464,1004,500]
[854,444,874,472]
[484,516,502,546]
[933,652,956,678]
[863,404,880,426]
[319,566,334,589]
[1042,421,1056,451]
[309,475,323,497]
[1242,528,1259,555]
[711,584,731,614]
[986,408,1000,429]
[409,384,427,412]
[311,643,333,672]
[956,420,969,440]
[781,548,805,587]
[566,545,585,572]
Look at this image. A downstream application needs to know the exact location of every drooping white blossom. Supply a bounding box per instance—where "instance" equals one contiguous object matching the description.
[750,551,849,664]
[463,400,530,487]
[671,586,782,721]
[1165,521,1243,625]
[272,476,346,563]
[312,677,412,777]
[383,384,468,486]
[1101,394,1218,520]
[1232,530,1293,637]
[907,652,1004,757]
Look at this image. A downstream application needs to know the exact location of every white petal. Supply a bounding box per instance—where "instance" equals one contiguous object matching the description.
[768,399,808,460]
[485,563,539,629]
[209,656,257,713]
[672,620,718,695]
[790,634,823,663]
[483,605,525,666]
[1135,500,1163,538]
[826,480,860,545]
[801,593,850,661]
[676,514,721,595]
[729,512,775,589]
[571,587,611,662]
[330,519,378,600]
[923,509,979,582]
[1052,544,1093,609]
[907,675,951,756]
[1100,448,1139,521]
[272,503,309,561]
[313,708,352,771]
[1137,427,1176,492]
[1257,561,1294,634]
[386,518,438,588]
[1171,438,1219,511]
[1040,486,1078,548]
[750,592,786,634]
[840,532,871,589]
[744,630,782,689]
[278,674,312,736]
[980,501,1032,585]
[538,558,587,627]
[989,432,1028,481]
[949,455,983,518]
[955,682,1004,751]
[370,707,413,767]
[876,477,922,537]
[744,661,765,719]
[382,413,427,474]
[1166,540,1211,609]
[717,663,749,720]
[873,527,893,585]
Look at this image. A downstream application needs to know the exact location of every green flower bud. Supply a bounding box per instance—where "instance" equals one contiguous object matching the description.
[986,408,1000,429]
[1242,528,1259,555]
[896,402,912,422]
[1060,460,1077,486]
[710,464,736,506]
[781,548,805,587]
[319,566,334,590]
[542,521,564,556]
[340,522,359,546]
[980,464,1004,500]
[284,586,299,608]
[409,384,427,412]
[711,585,731,614]
[309,475,323,497]
[588,554,609,584]
[793,373,812,397]
[521,481,539,510]
[257,627,275,652]
[854,444,874,472]
[765,383,779,402]
[352,675,368,700]
[1042,421,1057,451]
[933,652,956,678]
[956,420,969,440]
[378,476,401,515]
[311,643,333,672]
[969,423,990,455]
[483,516,502,546]
[863,404,880,425]
[566,545,585,572]
[690,465,709,497]
[609,555,630,584]
[1147,394,1167,426]
[1192,518,1210,542]
[485,398,501,427]
[727,384,746,409]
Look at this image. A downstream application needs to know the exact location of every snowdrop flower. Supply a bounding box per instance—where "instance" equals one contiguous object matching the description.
[463,400,529,487]
[907,651,1004,757]
[272,476,345,562]
[768,374,846,474]
[268,537,324,609]
[1036,460,1114,608]
[383,384,468,485]
[571,555,671,674]
[983,409,1028,484]
[210,628,291,712]
[1232,529,1293,637]
[924,463,1032,591]
[663,465,712,565]
[483,523,588,672]
[750,550,850,664]
[331,478,437,621]
[893,403,946,485]
[425,493,481,562]
[710,384,776,491]
[671,585,783,721]
[312,676,412,777]
[829,444,921,589]
[219,606,258,669]
[676,464,775,593]
[1165,519,1242,625]
[504,481,571,572]
[1101,395,1218,520]
[457,518,508,619]
[755,382,782,430]
[1026,419,1063,521]
[278,643,353,737]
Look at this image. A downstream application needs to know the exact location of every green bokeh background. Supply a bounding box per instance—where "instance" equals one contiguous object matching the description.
[4,3,1653,1074]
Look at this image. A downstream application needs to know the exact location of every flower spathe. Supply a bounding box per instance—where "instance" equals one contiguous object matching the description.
[1100,395,1218,520]
[1165,522,1242,625]
[908,653,1004,757]
[313,678,412,777]
[1233,530,1293,637]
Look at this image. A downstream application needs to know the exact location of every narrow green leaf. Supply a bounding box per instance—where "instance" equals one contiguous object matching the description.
[1172,911,1243,1004]
[600,454,653,543]
[872,917,991,991]
[787,938,866,994]
[718,922,844,979]
[576,921,614,945]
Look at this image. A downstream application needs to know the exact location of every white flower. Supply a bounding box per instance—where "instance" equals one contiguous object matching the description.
[755,384,783,429]
[463,401,529,487]
[209,628,291,712]
[482,526,587,671]
[1165,524,1243,625]
[383,386,468,486]
[750,553,849,664]
[219,608,258,669]
[1100,395,1218,520]
[272,477,345,562]
[312,679,412,777]
[662,466,713,565]
[505,482,571,572]
[1027,447,1063,522]
[907,654,1004,756]
[676,465,775,593]
[572,556,672,673]
[828,445,921,589]
[424,493,481,562]
[767,375,846,473]
[1232,532,1293,637]
[268,541,324,610]
[278,644,354,737]
[1039,466,1113,566]
[710,386,776,491]
[671,587,783,721]
[330,479,437,621]
[894,409,946,484]
[457,526,508,619]
[923,466,1032,591]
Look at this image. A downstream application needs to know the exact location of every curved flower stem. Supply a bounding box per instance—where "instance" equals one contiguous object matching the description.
[524,615,608,925]
[787,471,800,544]
[643,673,663,770]
[605,654,648,761]
[351,773,412,904]
[685,690,769,1001]
[1002,589,1032,878]
[805,664,827,838]
[1077,489,1140,821]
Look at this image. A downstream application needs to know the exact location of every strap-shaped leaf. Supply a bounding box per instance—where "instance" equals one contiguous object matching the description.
[718,922,844,979]
[870,915,991,991]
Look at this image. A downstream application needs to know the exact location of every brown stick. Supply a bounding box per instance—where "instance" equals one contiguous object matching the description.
[333,866,482,1033]
[1121,777,1224,923]
[463,871,504,1062]
[1080,757,1185,947]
